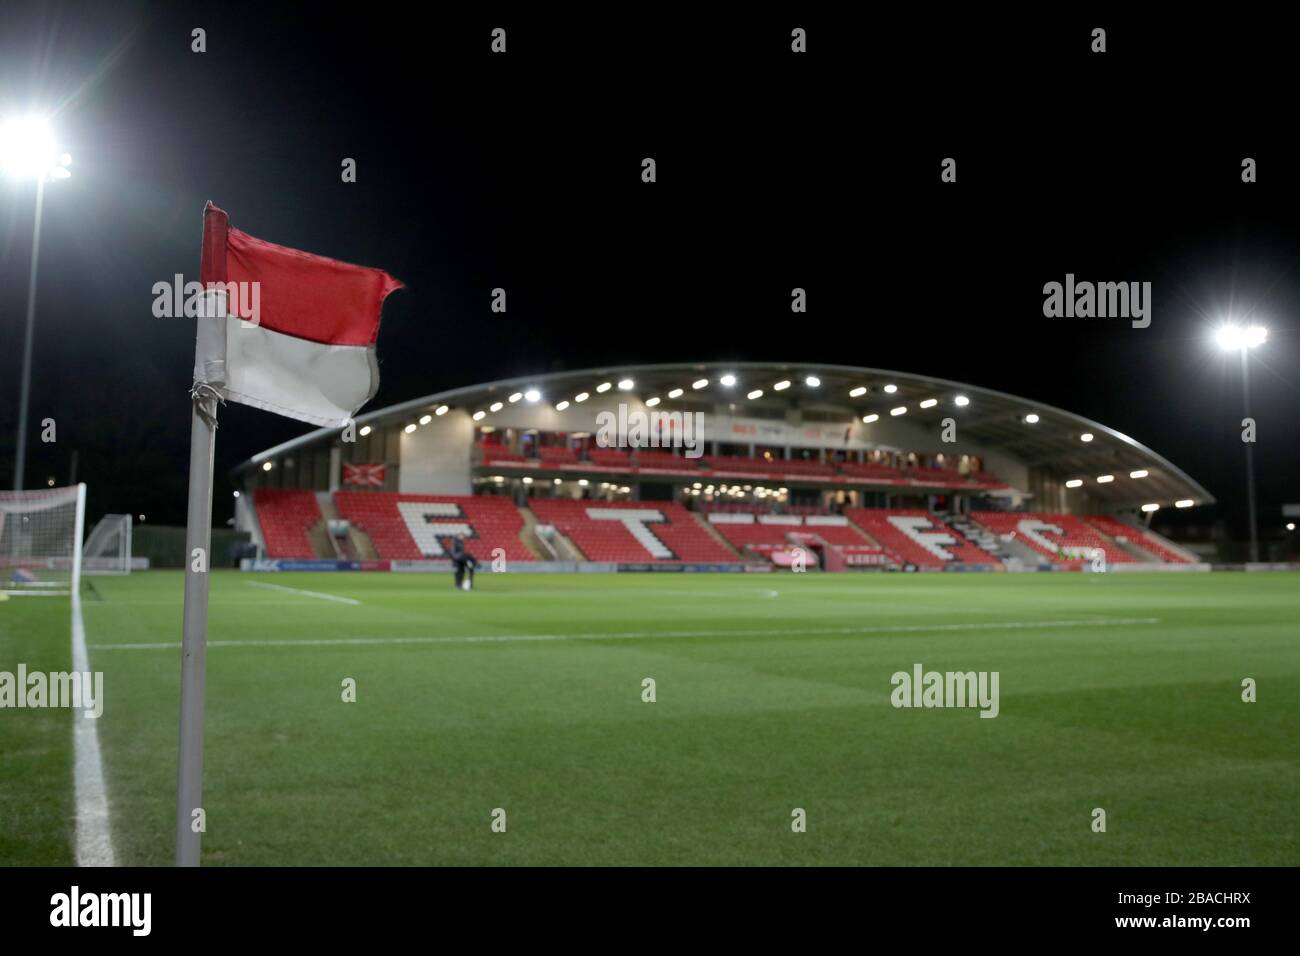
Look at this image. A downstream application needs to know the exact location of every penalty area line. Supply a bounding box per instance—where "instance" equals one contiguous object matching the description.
[90,617,1161,652]
[244,581,361,605]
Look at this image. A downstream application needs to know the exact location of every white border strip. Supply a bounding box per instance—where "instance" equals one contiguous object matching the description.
[245,581,361,605]
[70,593,116,866]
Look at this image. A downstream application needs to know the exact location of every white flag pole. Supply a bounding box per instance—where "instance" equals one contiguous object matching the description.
[175,208,229,863]
[176,374,219,866]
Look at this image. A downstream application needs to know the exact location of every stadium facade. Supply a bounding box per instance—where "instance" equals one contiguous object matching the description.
[231,362,1212,571]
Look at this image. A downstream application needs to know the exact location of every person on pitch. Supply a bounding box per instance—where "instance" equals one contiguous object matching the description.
[449,534,478,591]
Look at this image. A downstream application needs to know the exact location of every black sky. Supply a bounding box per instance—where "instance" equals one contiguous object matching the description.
[1,3,1296,536]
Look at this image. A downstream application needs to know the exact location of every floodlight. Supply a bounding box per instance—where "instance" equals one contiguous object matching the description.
[0,116,71,181]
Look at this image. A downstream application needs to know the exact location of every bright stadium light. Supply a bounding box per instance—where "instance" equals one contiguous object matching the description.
[954,395,970,407]
[805,375,820,387]
[574,392,589,402]
[489,401,503,412]
[862,414,879,423]
[1079,433,1093,442]
[747,389,763,400]
[359,425,372,436]
[522,476,533,485]
[1175,499,1194,508]
[418,414,432,425]
[435,405,448,416]
[617,378,634,390]
[1024,413,1039,424]
[578,478,589,487]
[555,400,569,411]
[719,374,736,387]
[692,378,708,389]
[883,384,898,394]
[404,423,416,434]
[4,116,73,490]
[0,116,70,181]
[668,387,684,398]
[596,382,612,393]
[508,392,522,403]
[473,411,486,421]
[890,406,906,416]
[1141,503,1160,513]
[849,386,867,397]
[645,397,661,407]
[1287,522,1296,532]
[262,461,273,472]
[1216,320,1268,560]
[919,398,937,408]
[1097,474,1114,483]
[1216,324,1267,351]
[1065,479,1083,488]
[1129,469,1148,479]
[524,389,540,402]
[773,380,791,391]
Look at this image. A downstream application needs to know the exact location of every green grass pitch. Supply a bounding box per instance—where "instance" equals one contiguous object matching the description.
[2,570,1296,866]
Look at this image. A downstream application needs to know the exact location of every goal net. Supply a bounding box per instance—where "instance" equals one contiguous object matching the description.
[0,484,86,595]
[83,513,133,576]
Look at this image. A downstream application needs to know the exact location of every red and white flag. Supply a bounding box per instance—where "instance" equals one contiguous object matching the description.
[196,202,403,427]
[342,463,386,486]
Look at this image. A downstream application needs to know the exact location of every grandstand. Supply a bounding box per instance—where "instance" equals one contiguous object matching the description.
[234,362,1213,571]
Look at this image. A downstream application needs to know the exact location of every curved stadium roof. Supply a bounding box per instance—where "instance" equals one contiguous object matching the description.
[235,361,1214,508]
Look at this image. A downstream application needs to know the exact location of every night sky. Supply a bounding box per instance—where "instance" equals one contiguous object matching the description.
[1,4,1296,539]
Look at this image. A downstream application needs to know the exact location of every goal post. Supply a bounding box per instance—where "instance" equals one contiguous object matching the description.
[0,483,87,596]
[83,513,133,576]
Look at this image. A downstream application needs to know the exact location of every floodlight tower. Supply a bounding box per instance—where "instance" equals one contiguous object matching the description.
[1216,323,1268,562]
[0,116,73,491]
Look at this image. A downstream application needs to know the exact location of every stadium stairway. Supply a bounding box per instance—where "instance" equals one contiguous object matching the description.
[1084,514,1193,564]
[969,512,1134,568]
[528,499,737,563]
[845,508,1002,568]
[692,512,747,560]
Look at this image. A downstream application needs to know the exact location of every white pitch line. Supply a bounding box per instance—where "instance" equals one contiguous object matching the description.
[90,617,1161,651]
[245,581,361,605]
[70,593,116,867]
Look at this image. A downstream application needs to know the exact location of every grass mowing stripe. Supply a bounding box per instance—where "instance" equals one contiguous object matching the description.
[89,616,1161,651]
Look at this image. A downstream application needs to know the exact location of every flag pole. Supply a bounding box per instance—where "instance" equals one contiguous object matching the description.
[176,376,218,865]
[177,204,228,866]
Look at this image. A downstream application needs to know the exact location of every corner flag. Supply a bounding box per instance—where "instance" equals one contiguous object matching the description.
[176,203,402,865]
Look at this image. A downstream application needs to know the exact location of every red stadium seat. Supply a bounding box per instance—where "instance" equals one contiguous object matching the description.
[529,499,736,562]
[1084,514,1191,564]
[845,508,1001,567]
[254,488,322,558]
[335,492,534,561]
[836,463,905,481]
[969,511,1135,567]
